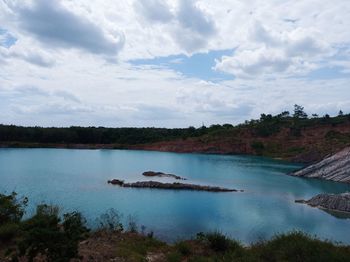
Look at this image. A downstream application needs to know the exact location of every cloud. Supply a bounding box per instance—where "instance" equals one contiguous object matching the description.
[0,86,49,99]
[12,0,124,56]
[134,0,217,53]
[12,50,55,67]
[0,45,55,67]
[1,0,350,127]
[133,0,173,23]
[215,47,292,77]
[215,22,331,78]
[173,0,217,53]
[177,0,215,37]
[0,85,80,103]
[54,90,81,103]
[12,102,91,115]
[132,104,183,120]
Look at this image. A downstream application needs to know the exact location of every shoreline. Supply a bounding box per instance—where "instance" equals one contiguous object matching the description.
[0,142,302,163]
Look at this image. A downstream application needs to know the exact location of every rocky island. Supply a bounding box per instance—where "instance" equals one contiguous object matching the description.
[142,171,186,180]
[108,179,240,192]
[290,146,350,183]
[296,192,350,213]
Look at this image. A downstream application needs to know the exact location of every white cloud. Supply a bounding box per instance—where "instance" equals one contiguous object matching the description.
[174,0,216,52]
[0,43,55,67]
[133,0,173,23]
[7,0,125,56]
[215,23,331,78]
[134,0,217,54]
[0,0,349,127]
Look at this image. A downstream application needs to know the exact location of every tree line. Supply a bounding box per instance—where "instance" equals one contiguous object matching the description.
[0,105,349,144]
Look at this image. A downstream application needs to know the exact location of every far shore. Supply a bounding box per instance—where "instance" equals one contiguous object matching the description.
[0,141,302,163]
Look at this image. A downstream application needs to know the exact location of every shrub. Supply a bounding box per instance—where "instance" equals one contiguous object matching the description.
[203,232,239,252]
[18,205,88,262]
[96,208,124,232]
[251,141,265,154]
[252,231,350,262]
[18,204,65,260]
[196,232,206,241]
[126,214,138,233]
[0,223,19,242]
[147,231,154,239]
[63,211,89,242]
[166,251,182,262]
[175,241,192,256]
[0,192,28,225]
[62,211,89,258]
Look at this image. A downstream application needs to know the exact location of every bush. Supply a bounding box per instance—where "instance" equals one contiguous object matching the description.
[96,208,124,232]
[63,211,89,242]
[252,231,350,262]
[126,214,138,233]
[18,204,88,262]
[18,204,65,260]
[166,251,182,262]
[251,141,265,154]
[175,241,192,256]
[62,211,89,258]
[0,223,19,242]
[0,192,28,225]
[0,192,28,243]
[202,232,241,252]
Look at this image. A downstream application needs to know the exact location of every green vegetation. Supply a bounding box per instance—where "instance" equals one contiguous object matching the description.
[0,192,27,242]
[0,105,349,147]
[0,125,208,145]
[1,191,350,261]
[0,192,89,261]
[164,231,350,262]
[96,208,124,232]
[1,105,350,163]
[242,105,349,138]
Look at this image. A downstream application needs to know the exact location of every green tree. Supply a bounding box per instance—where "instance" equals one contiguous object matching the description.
[19,205,88,262]
[0,192,28,242]
[293,104,308,119]
[0,192,28,225]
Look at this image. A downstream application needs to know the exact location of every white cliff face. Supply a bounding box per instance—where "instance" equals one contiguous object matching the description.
[291,147,350,183]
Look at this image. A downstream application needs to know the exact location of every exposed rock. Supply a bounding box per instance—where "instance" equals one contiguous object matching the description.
[295,192,350,213]
[290,146,350,183]
[108,180,240,192]
[142,171,186,180]
[107,179,124,186]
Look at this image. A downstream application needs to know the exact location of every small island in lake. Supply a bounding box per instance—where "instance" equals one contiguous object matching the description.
[142,171,187,180]
[108,179,240,192]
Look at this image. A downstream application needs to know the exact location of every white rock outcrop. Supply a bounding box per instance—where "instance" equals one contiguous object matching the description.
[291,147,350,183]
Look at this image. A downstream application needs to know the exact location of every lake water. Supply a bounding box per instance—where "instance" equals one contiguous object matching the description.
[1,148,350,244]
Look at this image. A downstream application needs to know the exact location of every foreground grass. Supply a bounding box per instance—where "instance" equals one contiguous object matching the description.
[2,228,350,262]
[74,230,350,262]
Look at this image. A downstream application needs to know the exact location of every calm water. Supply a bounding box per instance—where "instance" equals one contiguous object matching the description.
[1,148,350,244]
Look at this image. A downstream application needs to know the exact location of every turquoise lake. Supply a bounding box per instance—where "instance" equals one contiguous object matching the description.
[1,148,350,243]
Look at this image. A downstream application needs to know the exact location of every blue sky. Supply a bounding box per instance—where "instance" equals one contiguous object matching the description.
[130,49,234,81]
[0,28,17,48]
[0,0,350,127]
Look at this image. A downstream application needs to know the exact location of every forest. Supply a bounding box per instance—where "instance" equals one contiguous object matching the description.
[0,105,349,146]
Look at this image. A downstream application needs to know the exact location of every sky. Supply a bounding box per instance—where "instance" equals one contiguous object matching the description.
[0,0,350,128]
